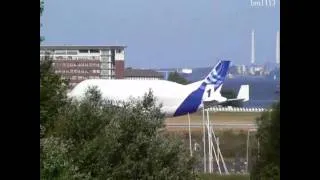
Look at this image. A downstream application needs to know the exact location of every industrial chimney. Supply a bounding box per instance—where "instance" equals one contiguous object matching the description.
[251,29,255,65]
[276,31,280,65]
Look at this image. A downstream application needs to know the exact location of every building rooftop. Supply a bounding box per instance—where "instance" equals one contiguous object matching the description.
[124,68,163,78]
[40,45,127,50]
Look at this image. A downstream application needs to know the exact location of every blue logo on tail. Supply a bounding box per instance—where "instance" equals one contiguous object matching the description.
[173,60,231,117]
[204,60,230,90]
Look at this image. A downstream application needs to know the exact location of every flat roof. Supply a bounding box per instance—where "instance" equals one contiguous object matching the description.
[40,45,127,50]
[125,68,164,78]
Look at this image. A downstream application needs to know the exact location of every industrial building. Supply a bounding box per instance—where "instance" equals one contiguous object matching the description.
[124,68,164,80]
[40,45,126,88]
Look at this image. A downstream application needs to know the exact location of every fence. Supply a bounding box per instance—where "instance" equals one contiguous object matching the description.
[206,106,267,112]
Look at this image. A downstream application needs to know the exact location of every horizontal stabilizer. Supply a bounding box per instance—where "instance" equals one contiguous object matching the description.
[202,84,249,109]
[237,84,249,102]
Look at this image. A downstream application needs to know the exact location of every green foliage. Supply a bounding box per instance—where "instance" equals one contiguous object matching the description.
[40,0,44,43]
[250,102,280,180]
[41,88,197,179]
[40,58,69,135]
[40,0,44,16]
[168,71,189,85]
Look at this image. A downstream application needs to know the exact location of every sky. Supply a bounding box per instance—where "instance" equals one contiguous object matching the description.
[41,0,280,69]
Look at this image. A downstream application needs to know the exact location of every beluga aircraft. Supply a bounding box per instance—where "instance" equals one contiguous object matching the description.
[68,60,249,117]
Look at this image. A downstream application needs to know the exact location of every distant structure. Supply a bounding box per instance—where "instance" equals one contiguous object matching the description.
[40,45,126,88]
[181,68,193,74]
[155,68,192,80]
[251,29,255,65]
[276,31,280,65]
[124,68,164,80]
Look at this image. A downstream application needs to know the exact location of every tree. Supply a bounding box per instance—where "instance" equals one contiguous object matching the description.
[40,0,44,43]
[168,71,189,85]
[41,88,197,179]
[40,1,69,135]
[250,101,280,180]
[40,58,69,134]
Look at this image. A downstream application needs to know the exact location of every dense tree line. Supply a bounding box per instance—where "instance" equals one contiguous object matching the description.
[250,102,280,180]
[40,87,197,179]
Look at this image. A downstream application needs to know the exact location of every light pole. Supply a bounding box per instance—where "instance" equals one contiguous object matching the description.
[202,106,206,172]
[188,113,192,157]
[246,129,250,173]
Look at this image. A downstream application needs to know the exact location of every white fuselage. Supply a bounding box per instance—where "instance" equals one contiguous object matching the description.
[68,79,204,117]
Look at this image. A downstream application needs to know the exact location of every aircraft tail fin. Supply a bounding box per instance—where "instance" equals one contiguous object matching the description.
[202,60,231,91]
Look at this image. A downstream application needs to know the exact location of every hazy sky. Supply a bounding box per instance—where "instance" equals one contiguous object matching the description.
[41,0,279,69]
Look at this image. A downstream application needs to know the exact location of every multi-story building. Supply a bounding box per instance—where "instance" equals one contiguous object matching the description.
[40,45,126,88]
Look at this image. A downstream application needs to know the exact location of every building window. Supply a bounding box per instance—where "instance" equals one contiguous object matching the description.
[79,49,89,53]
[54,50,66,55]
[100,63,108,69]
[101,50,109,55]
[101,56,108,61]
[117,49,122,53]
[90,49,100,53]
[101,70,108,75]
[67,50,78,55]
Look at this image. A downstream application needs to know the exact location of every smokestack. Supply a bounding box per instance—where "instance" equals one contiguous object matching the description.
[276,31,280,65]
[251,29,255,65]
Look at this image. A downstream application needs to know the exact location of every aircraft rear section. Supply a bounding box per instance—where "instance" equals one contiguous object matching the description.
[173,83,207,117]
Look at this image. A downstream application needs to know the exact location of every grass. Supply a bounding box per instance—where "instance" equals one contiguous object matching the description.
[164,111,261,132]
[198,174,250,180]
[165,130,258,159]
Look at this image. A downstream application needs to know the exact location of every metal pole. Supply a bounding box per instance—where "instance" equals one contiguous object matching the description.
[206,110,212,173]
[217,137,220,164]
[216,135,229,175]
[202,106,207,173]
[207,110,221,174]
[188,113,192,157]
[257,138,260,160]
[246,130,250,173]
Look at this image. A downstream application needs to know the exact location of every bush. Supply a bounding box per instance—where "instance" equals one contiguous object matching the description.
[250,102,280,180]
[41,87,197,179]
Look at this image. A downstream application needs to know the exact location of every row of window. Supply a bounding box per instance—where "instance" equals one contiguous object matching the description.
[68,76,100,81]
[40,49,123,55]
[55,69,101,74]
[125,77,162,80]
[41,56,114,62]
[53,56,101,60]
[53,49,100,55]
[53,62,100,68]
